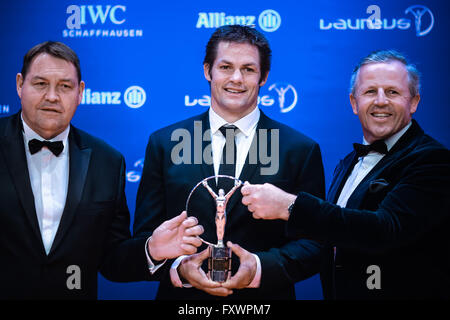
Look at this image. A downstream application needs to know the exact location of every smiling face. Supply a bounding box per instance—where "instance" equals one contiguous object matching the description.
[350,61,420,143]
[204,41,268,123]
[16,53,85,140]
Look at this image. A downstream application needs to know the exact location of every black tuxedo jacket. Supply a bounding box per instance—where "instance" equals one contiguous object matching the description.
[134,110,325,300]
[288,120,450,299]
[0,112,150,299]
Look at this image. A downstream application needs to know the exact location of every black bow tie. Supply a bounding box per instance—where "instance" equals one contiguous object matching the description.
[353,140,387,158]
[28,139,64,156]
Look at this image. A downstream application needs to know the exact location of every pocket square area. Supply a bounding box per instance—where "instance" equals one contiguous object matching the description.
[369,179,389,193]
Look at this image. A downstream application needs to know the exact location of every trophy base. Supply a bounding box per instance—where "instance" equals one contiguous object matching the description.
[208,245,231,283]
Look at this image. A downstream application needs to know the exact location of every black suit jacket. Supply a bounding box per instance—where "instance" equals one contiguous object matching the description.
[288,120,450,299]
[0,112,150,299]
[134,110,325,300]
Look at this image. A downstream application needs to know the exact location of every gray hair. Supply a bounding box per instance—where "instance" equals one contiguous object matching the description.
[349,50,420,97]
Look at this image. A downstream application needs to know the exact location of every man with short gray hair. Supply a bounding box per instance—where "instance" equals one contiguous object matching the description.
[241,50,450,299]
[349,50,420,97]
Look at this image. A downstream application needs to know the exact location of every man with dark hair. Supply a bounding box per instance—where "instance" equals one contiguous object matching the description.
[203,25,272,84]
[0,41,203,299]
[241,50,450,299]
[20,41,82,83]
[134,25,325,299]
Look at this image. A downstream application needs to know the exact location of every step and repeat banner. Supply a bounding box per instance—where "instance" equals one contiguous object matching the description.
[1,0,448,299]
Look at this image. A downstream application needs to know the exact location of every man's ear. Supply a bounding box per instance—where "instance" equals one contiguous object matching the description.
[350,93,358,115]
[409,94,420,115]
[259,72,269,87]
[16,73,24,99]
[203,64,212,82]
[78,80,85,105]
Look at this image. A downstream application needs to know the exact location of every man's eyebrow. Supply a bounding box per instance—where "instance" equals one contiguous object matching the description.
[59,78,76,83]
[30,76,48,81]
[30,76,75,83]
[217,59,232,64]
[217,59,258,66]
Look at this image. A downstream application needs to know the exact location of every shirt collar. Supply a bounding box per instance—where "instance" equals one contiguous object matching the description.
[21,114,70,152]
[362,121,412,152]
[209,107,260,137]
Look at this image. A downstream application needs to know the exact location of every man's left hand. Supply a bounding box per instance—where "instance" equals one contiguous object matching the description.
[221,241,257,290]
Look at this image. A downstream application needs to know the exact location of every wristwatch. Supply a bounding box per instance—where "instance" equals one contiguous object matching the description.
[288,200,296,215]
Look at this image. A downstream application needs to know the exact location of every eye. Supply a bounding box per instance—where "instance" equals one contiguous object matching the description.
[219,65,231,70]
[387,89,399,95]
[364,89,376,95]
[33,81,47,87]
[244,67,256,73]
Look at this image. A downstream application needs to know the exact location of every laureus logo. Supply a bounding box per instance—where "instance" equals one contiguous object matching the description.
[405,5,434,37]
[268,83,298,113]
[319,4,434,37]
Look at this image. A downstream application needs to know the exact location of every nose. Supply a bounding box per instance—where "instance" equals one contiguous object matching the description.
[230,69,243,83]
[374,88,388,106]
[44,85,59,102]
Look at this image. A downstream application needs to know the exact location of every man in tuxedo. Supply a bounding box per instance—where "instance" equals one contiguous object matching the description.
[0,41,203,299]
[241,50,450,299]
[133,25,325,299]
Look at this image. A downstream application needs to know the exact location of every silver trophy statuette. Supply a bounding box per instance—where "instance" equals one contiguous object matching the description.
[185,175,242,282]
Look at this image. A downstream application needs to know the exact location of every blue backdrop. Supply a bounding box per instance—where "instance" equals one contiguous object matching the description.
[1,0,448,299]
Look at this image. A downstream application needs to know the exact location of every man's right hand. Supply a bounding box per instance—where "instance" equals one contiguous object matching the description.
[147,211,204,261]
[241,182,296,221]
[171,248,233,297]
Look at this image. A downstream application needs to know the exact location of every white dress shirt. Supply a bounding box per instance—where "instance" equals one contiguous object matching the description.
[209,106,259,181]
[170,107,262,288]
[22,116,70,255]
[337,122,412,208]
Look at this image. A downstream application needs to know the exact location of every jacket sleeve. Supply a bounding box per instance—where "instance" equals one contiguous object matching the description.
[99,155,152,282]
[132,132,173,281]
[258,142,326,290]
[287,147,450,253]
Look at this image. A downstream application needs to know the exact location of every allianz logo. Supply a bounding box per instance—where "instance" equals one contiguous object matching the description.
[196,9,281,32]
[81,85,146,109]
[0,104,10,114]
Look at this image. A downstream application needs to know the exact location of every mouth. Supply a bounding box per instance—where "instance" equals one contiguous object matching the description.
[39,106,61,113]
[370,112,392,119]
[224,88,246,94]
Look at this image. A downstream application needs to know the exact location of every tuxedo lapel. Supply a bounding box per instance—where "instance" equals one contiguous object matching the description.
[345,120,423,209]
[327,153,358,203]
[197,111,215,181]
[49,126,91,254]
[0,113,44,249]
